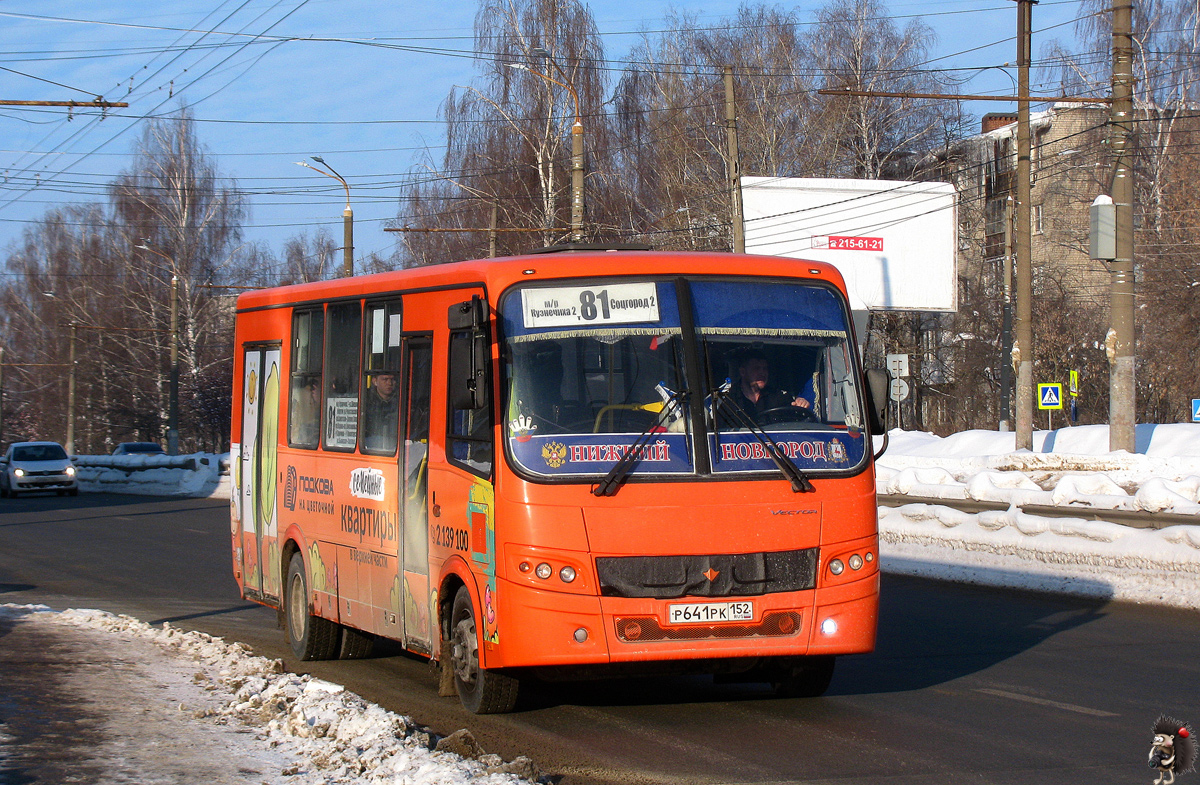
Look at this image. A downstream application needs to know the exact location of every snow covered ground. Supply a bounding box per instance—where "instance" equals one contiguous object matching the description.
[875,423,1200,609]
[73,452,230,498]
[0,604,539,785]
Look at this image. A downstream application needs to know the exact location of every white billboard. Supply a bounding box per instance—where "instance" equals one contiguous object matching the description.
[742,177,957,312]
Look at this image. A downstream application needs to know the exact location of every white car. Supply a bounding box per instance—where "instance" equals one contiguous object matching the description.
[0,441,79,498]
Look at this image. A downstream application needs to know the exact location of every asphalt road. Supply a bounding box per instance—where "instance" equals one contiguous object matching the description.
[1,493,1197,784]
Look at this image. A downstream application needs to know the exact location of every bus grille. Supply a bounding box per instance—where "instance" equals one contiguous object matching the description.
[595,548,818,599]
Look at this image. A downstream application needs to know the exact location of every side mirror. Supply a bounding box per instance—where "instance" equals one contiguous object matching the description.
[448,295,485,331]
[864,368,888,435]
[448,297,490,411]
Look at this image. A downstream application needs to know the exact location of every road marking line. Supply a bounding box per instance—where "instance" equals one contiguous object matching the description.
[974,688,1118,717]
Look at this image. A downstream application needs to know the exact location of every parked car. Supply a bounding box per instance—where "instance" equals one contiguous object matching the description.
[112,442,165,456]
[0,441,79,498]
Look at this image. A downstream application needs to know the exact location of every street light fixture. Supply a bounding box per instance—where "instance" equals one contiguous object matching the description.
[135,240,180,456]
[296,157,353,277]
[508,50,585,243]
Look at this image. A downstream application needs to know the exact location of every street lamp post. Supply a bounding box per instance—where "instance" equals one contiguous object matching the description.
[134,241,180,455]
[510,49,584,243]
[297,157,353,277]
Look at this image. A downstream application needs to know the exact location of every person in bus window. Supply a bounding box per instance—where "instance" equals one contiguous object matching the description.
[721,349,815,426]
[363,371,398,451]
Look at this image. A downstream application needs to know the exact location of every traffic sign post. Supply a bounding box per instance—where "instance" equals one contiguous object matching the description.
[886,354,910,430]
[1069,371,1079,424]
[1038,383,1064,431]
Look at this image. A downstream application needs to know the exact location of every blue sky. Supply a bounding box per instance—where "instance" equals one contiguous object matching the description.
[0,0,1085,270]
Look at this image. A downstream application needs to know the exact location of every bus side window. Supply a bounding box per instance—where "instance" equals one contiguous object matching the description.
[324,301,361,450]
[289,308,323,448]
[362,301,402,456]
[447,329,493,477]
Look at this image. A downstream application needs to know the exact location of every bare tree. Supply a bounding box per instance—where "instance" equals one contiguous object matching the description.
[610,6,818,250]
[394,0,607,265]
[806,0,949,179]
[1,109,250,453]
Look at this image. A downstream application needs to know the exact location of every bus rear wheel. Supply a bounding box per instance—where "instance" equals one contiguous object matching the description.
[770,655,836,698]
[449,587,519,714]
[285,552,339,660]
[338,625,375,659]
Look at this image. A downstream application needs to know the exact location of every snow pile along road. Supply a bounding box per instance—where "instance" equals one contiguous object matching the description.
[875,424,1200,514]
[1,605,537,785]
[73,452,230,498]
[875,424,1200,608]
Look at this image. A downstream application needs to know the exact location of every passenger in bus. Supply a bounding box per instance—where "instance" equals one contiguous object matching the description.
[720,349,815,427]
[290,377,321,445]
[363,371,399,452]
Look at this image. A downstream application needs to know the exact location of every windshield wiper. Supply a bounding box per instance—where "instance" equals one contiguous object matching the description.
[592,387,687,497]
[710,384,815,494]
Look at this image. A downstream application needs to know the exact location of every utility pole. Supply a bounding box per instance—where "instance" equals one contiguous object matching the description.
[1013,0,1036,450]
[66,324,77,455]
[1000,196,1015,431]
[724,66,746,254]
[1108,0,1136,452]
[489,204,498,258]
[168,276,179,456]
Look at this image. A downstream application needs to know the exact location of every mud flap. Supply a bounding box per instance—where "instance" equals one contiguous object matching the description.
[438,638,457,697]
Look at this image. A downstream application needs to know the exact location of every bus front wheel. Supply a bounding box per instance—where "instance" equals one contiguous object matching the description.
[449,587,519,714]
[285,552,339,660]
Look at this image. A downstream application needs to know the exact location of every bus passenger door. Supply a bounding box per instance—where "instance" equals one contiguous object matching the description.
[239,345,282,601]
[399,337,433,652]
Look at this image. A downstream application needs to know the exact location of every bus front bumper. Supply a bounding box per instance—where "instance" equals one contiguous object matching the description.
[486,572,878,669]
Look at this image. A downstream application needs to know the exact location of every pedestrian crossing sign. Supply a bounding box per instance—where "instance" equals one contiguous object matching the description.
[1038,383,1064,410]
[1192,399,1200,422]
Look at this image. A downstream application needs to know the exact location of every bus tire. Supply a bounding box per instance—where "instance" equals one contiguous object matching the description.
[449,587,519,714]
[285,552,339,660]
[338,625,375,659]
[772,655,836,698]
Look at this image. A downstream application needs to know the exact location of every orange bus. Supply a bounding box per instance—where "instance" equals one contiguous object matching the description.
[231,247,887,713]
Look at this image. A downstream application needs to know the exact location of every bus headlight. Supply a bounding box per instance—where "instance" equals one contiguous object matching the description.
[559,566,577,583]
[535,562,553,579]
[848,554,863,570]
[829,559,844,576]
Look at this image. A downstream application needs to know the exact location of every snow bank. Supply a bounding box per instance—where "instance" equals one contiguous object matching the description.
[74,452,230,499]
[33,606,538,785]
[877,424,1200,515]
[879,503,1200,609]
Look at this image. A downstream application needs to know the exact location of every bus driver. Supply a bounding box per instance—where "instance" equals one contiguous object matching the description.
[723,349,815,426]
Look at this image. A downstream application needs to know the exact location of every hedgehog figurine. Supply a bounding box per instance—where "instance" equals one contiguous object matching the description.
[1149,715,1196,785]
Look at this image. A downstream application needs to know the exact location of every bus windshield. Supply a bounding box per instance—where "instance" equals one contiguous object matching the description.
[500,278,868,480]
